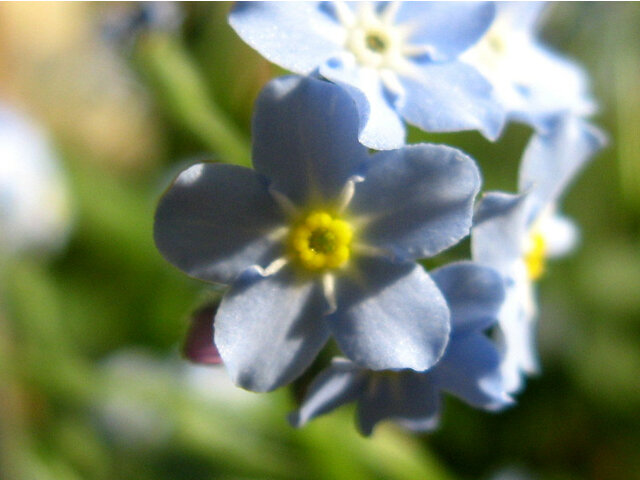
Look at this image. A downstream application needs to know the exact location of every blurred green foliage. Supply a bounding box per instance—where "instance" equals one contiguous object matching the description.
[1,3,639,480]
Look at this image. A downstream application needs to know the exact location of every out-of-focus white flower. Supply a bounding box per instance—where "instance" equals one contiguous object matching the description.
[489,467,536,480]
[183,364,261,408]
[0,106,72,256]
[97,349,175,448]
[96,348,261,448]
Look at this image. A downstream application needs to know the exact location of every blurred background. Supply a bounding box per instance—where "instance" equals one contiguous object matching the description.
[0,2,638,480]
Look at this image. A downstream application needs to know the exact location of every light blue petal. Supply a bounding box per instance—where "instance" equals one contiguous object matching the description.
[510,45,597,127]
[329,257,450,371]
[228,2,344,74]
[252,75,369,206]
[398,62,505,140]
[543,212,579,258]
[154,163,284,285]
[357,372,440,436]
[518,115,607,216]
[495,2,547,32]
[215,266,330,392]
[433,333,512,409]
[319,58,406,150]
[470,3,593,128]
[395,2,495,60]
[472,192,528,273]
[351,144,480,261]
[496,278,539,393]
[473,192,541,393]
[289,358,367,427]
[431,262,505,334]
[393,408,441,434]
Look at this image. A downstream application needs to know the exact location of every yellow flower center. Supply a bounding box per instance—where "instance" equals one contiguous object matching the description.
[525,231,547,280]
[487,30,507,55]
[289,211,353,271]
[461,19,512,78]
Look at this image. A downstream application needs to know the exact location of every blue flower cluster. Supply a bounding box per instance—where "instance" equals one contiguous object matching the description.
[154,2,605,435]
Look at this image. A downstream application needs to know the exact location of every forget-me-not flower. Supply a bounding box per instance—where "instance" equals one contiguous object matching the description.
[229,2,505,149]
[461,2,596,131]
[154,75,481,392]
[472,115,606,392]
[289,262,512,435]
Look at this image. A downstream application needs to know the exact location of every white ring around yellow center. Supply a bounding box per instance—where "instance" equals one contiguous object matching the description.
[339,3,408,71]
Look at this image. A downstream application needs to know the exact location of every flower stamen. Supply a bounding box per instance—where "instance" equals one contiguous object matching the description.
[365,32,388,53]
[289,210,353,271]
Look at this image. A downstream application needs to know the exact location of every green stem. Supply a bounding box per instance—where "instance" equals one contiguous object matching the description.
[136,33,252,167]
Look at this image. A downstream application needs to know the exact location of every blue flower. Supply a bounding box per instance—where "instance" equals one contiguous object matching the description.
[461,2,596,131]
[289,262,512,435]
[229,2,505,150]
[472,115,606,392]
[154,75,481,392]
